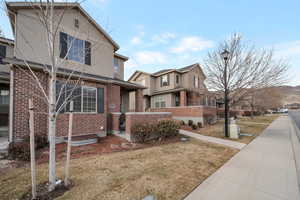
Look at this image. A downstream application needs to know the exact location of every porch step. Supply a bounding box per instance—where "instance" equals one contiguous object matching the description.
[63,134,99,147]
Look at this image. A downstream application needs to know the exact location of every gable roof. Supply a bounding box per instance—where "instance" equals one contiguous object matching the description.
[0,36,14,45]
[5,1,120,50]
[128,63,206,81]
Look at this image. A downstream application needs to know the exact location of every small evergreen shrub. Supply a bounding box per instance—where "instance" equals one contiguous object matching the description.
[180,120,186,126]
[188,120,194,127]
[8,142,30,161]
[197,122,203,128]
[191,124,198,130]
[8,135,48,161]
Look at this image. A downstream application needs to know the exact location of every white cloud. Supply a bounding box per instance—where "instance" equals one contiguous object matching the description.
[170,36,214,54]
[131,36,142,45]
[135,51,167,65]
[152,32,176,44]
[130,31,145,45]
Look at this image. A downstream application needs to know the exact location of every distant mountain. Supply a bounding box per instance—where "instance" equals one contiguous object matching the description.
[277,85,300,105]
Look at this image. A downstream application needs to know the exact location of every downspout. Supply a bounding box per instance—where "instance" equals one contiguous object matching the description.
[9,65,14,142]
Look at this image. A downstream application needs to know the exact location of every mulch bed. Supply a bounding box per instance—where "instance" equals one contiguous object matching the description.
[20,181,73,200]
[37,135,181,164]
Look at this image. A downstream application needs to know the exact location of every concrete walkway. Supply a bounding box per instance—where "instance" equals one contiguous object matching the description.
[184,116,300,200]
[179,129,246,150]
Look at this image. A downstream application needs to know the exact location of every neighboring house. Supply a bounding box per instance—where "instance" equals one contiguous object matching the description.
[2,2,146,142]
[128,64,217,125]
[128,63,216,111]
[0,37,14,131]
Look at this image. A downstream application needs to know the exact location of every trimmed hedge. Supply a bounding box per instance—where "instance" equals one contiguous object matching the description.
[131,120,180,143]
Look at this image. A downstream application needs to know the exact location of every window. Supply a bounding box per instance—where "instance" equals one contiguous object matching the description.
[160,74,169,87]
[176,75,180,84]
[114,58,119,73]
[0,90,9,105]
[153,95,166,108]
[140,79,146,86]
[56,81,102,113]
[83,87,97,112]
[74,18,79,28]
[0,45,6,58]
[194,76,199,88]
[60,32,91,65]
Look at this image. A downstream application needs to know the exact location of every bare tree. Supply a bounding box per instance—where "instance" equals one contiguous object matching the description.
[2,0,107,191]
[204,33,289,136]
[246,87,283,115]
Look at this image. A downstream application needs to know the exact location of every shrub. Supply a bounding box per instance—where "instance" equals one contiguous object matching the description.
[8,142,30,161]
[23,135,49,149]
[188,120,194,127]
[131,123,155,143]
[203,114,216,125]
[131,120,179,143]
[156,120,179,138]
[197,122,203,128]
[191,124,198,130]
[8,135,48,161]
[180,120,186,126]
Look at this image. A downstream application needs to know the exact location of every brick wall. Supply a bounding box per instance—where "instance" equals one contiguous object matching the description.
[111,112,121,133]
[150,106,204,117]
[125,112,172,136]
[13,67,49,140]
[56,113,106,137]
[13,67,109,140]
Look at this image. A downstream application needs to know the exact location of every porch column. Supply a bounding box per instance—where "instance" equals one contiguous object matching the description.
[180,90,187,107]
[135,89,143,112]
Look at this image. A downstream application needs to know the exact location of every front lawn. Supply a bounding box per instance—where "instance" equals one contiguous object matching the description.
[0,138,237,200]
[188,115,279,144]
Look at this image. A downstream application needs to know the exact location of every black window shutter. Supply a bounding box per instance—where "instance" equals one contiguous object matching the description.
[85,41,91,65]
[167,74,170,86]
[97,88,104,113]
[59,32,68,59]
[160,76,162,87]
[0,45,6,58]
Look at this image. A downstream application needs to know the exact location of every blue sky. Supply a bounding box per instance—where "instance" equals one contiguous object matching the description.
[1,0,300,85]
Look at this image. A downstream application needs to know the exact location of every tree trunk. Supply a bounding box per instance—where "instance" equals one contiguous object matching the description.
[48,77,56,191]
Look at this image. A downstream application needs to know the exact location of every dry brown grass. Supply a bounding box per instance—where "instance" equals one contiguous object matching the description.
[0,139,237,200]
[194,115,279,144]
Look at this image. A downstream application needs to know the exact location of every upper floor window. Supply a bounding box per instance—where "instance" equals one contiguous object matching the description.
[194,76,199,88]
[59,32,91,65]
[140,79,146,86]
[176,75,180,84]
[114,58,119,73]
[0,45,6,58]
[160,74,169,87]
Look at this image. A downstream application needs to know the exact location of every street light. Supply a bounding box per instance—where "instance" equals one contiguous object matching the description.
[221,49,230,137]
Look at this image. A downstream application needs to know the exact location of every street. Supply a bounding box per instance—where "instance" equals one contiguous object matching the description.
[289,110,300,138]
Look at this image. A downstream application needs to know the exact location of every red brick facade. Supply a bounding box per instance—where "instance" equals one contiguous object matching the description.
[13,67,49,140]
[135,89,144,112]
[12,67,125,141]
[180,91,187,106]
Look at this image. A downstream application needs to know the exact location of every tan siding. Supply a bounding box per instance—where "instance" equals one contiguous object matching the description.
[15,8,115,78]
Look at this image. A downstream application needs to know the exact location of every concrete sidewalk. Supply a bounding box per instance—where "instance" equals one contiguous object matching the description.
[179,129,246,150]
[184,116,300,200]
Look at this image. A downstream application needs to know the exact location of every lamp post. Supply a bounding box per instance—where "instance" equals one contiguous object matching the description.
[221,49,230,137]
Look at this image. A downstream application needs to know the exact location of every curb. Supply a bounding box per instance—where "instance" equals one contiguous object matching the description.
[289,116,300,191]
